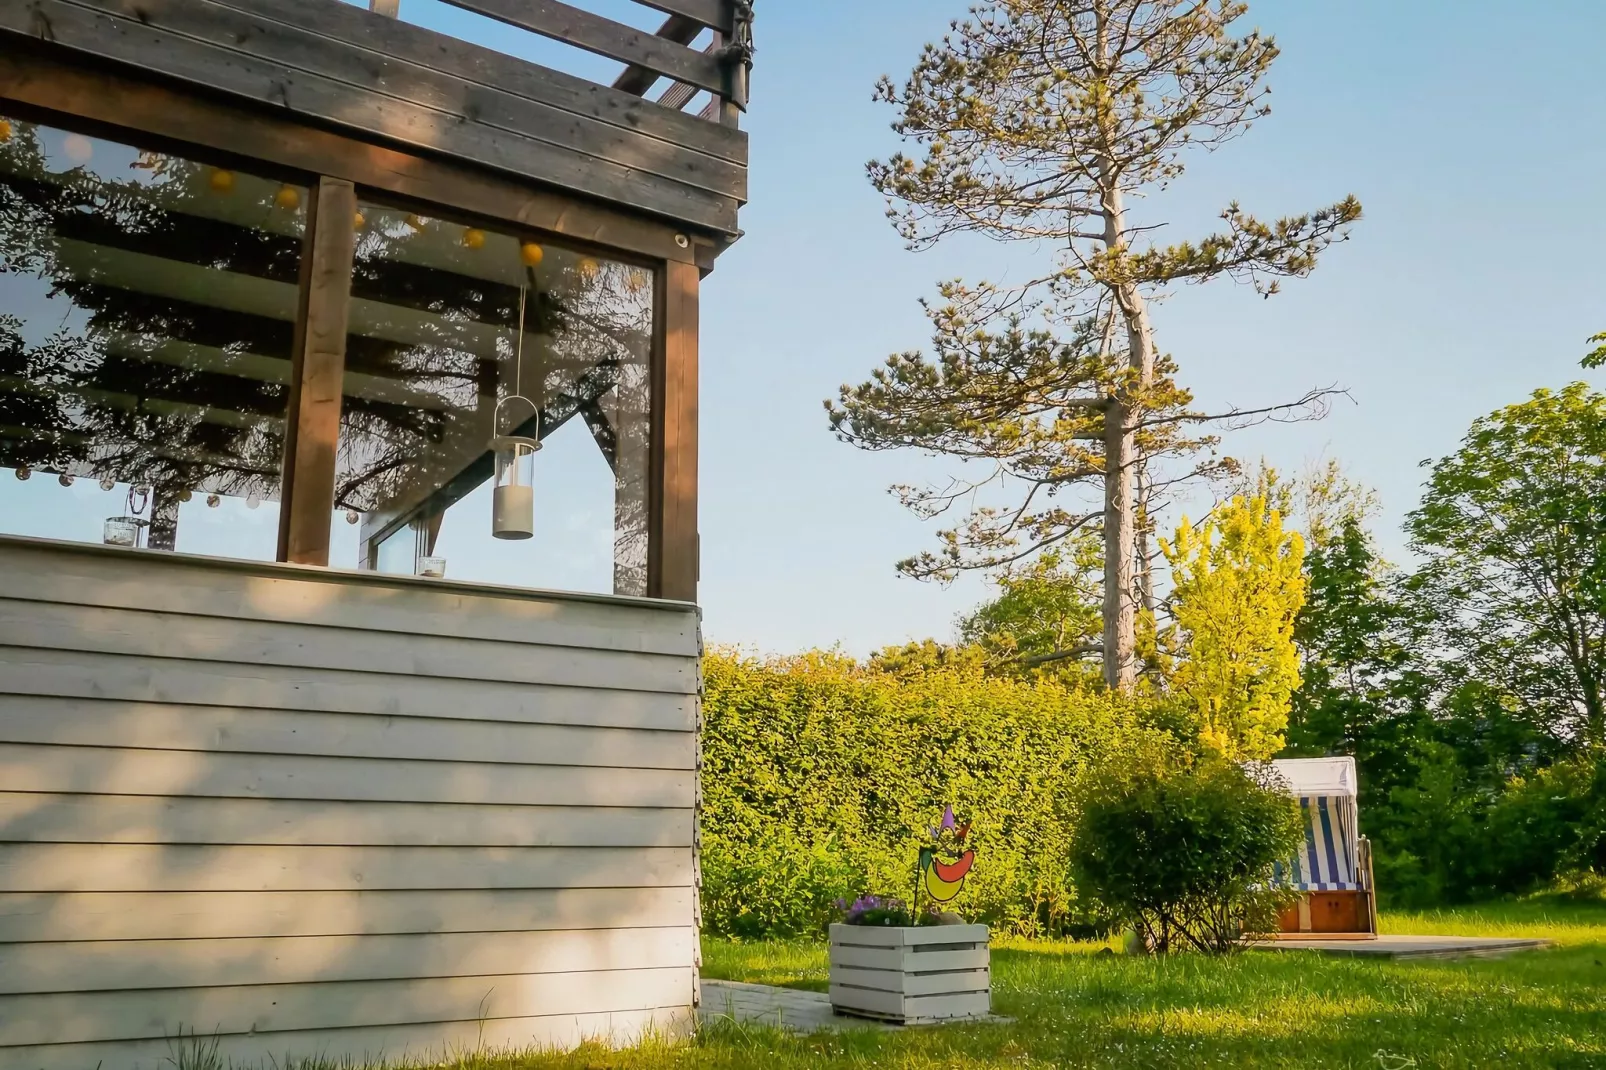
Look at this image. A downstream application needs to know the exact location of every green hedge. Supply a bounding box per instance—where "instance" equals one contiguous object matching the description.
[699,649,1158,938]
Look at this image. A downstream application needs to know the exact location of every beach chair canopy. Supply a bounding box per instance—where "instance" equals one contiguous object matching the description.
[1269,757,1361,892]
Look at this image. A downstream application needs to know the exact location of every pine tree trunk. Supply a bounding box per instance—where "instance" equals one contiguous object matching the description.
[1102,397,1136,689]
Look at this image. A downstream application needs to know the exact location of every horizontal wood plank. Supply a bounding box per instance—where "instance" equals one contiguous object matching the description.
[634,0,730,33]
[0,647,695,730]
[205,0,743,162]
[0,887,694,943]
[0,599,696,694]
[0,0,738,231]
[0,50,707,261]
[93,0,745,198]
[0,966,693,1047]
[0,793,692,849]
[440,0,725,95]
[0,843,694,894]
[0,927,695,995]
[0,541,700,656]
[0,744,694,807]
[0,1005,692,1070]
[0,697,695,769]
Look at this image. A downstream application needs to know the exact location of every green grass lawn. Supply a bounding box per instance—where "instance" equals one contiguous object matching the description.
[454,901,1606,1070]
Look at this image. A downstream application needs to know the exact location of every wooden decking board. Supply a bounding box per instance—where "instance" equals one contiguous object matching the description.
[1251,935,1554,960]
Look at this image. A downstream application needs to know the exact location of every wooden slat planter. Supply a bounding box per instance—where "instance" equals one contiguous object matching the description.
[827,924,990,1025]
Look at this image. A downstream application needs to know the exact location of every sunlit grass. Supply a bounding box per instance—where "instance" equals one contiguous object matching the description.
[287,900,1605,1069]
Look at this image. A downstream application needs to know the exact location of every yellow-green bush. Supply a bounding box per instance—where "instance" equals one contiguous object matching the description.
[699,649,1160,938]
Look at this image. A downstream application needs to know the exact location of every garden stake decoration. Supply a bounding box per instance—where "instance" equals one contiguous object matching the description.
[917,805,976,909]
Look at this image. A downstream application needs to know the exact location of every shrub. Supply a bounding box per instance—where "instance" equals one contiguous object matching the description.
[699,649,1157,938]
[1068,753,1302,953]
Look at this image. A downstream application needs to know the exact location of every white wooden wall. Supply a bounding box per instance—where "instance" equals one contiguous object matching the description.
[0,537,702,1070]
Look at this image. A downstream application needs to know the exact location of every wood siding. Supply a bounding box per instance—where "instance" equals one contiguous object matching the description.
[0,536,702,1070]
[0,0,748,235]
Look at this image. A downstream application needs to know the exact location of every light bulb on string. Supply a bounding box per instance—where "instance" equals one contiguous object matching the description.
[99,476,116,491]
[274,185,301,211]
[462,228,486,249]
[0,119,12,143]
[13,466,29,481]
[345,509,360,525]
[209,167,236,193]
[57,473,74,488]
[521,242,544,267]
[63,133,93,165]
[206,494,221,508]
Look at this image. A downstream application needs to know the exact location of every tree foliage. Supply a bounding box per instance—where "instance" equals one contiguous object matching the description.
[1406,383,1606,748]
[1162,494,1306,758]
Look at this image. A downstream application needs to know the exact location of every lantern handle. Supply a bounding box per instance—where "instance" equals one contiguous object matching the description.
[492,393,540,438]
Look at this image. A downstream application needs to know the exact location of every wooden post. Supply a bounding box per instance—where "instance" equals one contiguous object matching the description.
[277,177,357,566]
[369,0,400,16]
[651,259,699,602]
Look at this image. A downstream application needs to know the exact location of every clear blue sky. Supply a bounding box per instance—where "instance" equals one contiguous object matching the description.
[688,0,1606,655]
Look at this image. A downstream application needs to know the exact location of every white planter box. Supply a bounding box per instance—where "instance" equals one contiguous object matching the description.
[828,923,990,1025]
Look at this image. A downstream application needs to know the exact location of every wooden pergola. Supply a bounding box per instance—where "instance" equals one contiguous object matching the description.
[0,0,753,600]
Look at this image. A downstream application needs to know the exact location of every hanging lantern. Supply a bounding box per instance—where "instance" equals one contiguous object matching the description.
[102,516,142,547]
[490,395,541,541]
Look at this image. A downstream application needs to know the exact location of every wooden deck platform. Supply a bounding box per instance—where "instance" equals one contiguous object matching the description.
[1251,935,1554,960]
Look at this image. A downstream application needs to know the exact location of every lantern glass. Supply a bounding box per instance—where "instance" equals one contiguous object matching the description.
[103,516,140,547]
[491,436,539,540]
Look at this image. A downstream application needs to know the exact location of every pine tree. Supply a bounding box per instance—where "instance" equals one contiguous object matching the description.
[829,0,1360,690]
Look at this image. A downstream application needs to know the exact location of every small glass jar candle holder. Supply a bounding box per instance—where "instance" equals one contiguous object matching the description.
[103,516,141,547]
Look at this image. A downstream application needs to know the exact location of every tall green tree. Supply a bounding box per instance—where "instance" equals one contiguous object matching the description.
[958,540,1104,681]
[1406,383,1606,749]
[828,0,1360,691]
[1161,494,1306,759]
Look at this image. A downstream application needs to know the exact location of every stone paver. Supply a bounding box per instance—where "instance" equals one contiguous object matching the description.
[700,980,1009,1034]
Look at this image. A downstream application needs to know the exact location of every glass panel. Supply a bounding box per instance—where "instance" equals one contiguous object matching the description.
[0,113,303,559]
[329,202,654,596]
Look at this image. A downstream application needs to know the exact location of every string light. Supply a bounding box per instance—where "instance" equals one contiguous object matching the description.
[0,119,11,143]
[209,167,236,193]
[577,257,599,281]
[353,210,366,231]
[246,491,261,510]
[462,228,486,249]
[274,185,301,211]
[520,242,544,267]
[13,466,29,481]
[98,476,116,491]
[206,493,221,508]
[345,509,360,525]
[58,473,74,487]
[63,134,93,164]
[179,490,193,503]
[405,214,427,230]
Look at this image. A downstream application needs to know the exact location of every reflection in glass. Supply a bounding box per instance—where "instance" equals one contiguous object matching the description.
[0,114,302,558]
[333,203,654,596]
